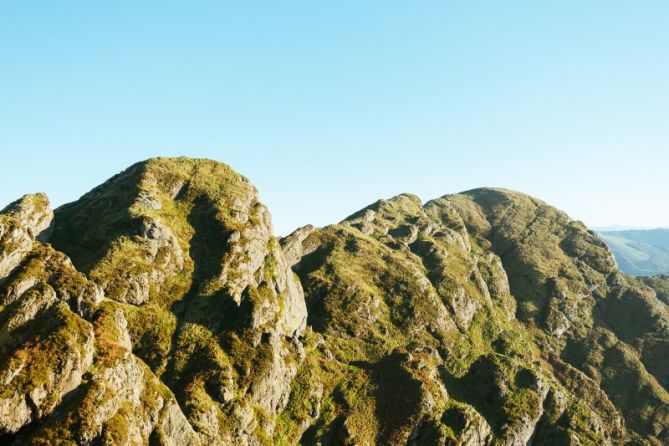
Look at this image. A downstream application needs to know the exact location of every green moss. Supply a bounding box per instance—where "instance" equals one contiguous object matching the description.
[100,404,132,444]
[438,401,482,442]
[274,331,344,443]
[122,303,177,374]
[92,301,129,368]
[263,239,279,282]
[559,400,608,445]
[0,301,92,409]
[168,322,231,388]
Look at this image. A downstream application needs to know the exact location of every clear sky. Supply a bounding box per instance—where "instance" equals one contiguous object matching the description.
[1,1,668,235]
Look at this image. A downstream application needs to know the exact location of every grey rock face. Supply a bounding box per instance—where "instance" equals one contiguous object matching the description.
[160,399,202,446]
[0,217,35,282]
[68,310,199,446]
[94,216,185,306]
[500,379,549,446]
[280,224,316,267]
[454,406,493,446]
[0,193,53,240]
[449,286,480,330]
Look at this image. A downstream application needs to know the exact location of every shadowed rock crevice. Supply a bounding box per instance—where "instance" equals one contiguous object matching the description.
[50,163,146,273]
[372,352,424,445]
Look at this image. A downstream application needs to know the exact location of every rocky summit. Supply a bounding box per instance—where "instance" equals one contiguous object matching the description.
[0,158,667,446]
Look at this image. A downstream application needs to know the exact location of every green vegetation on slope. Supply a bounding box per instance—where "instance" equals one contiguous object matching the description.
[0,160,668,446]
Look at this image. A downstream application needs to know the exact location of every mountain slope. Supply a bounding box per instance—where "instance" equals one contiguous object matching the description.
[598,229,669,276]
[1,158,306,445]
[0,158,667,445]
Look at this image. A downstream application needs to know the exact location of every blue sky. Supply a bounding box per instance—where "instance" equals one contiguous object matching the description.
[1,1,668,235]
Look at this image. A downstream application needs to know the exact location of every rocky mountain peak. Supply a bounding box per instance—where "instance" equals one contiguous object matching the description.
[0,158,667,445]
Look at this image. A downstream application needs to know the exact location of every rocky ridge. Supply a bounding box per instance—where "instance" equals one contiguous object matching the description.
[0,157,666,445]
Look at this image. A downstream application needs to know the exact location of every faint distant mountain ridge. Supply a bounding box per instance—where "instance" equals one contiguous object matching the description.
[598,228,669,275]
[594,225,660,232]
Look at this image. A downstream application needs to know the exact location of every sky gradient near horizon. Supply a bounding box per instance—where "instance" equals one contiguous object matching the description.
[1,2,668,235]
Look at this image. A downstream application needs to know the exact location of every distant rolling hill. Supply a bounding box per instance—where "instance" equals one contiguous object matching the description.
[598,228,669,275]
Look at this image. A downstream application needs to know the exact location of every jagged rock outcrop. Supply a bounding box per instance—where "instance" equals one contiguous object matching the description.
[1,193,53,241]
[0,159,667,445]
[0,194,53,281]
